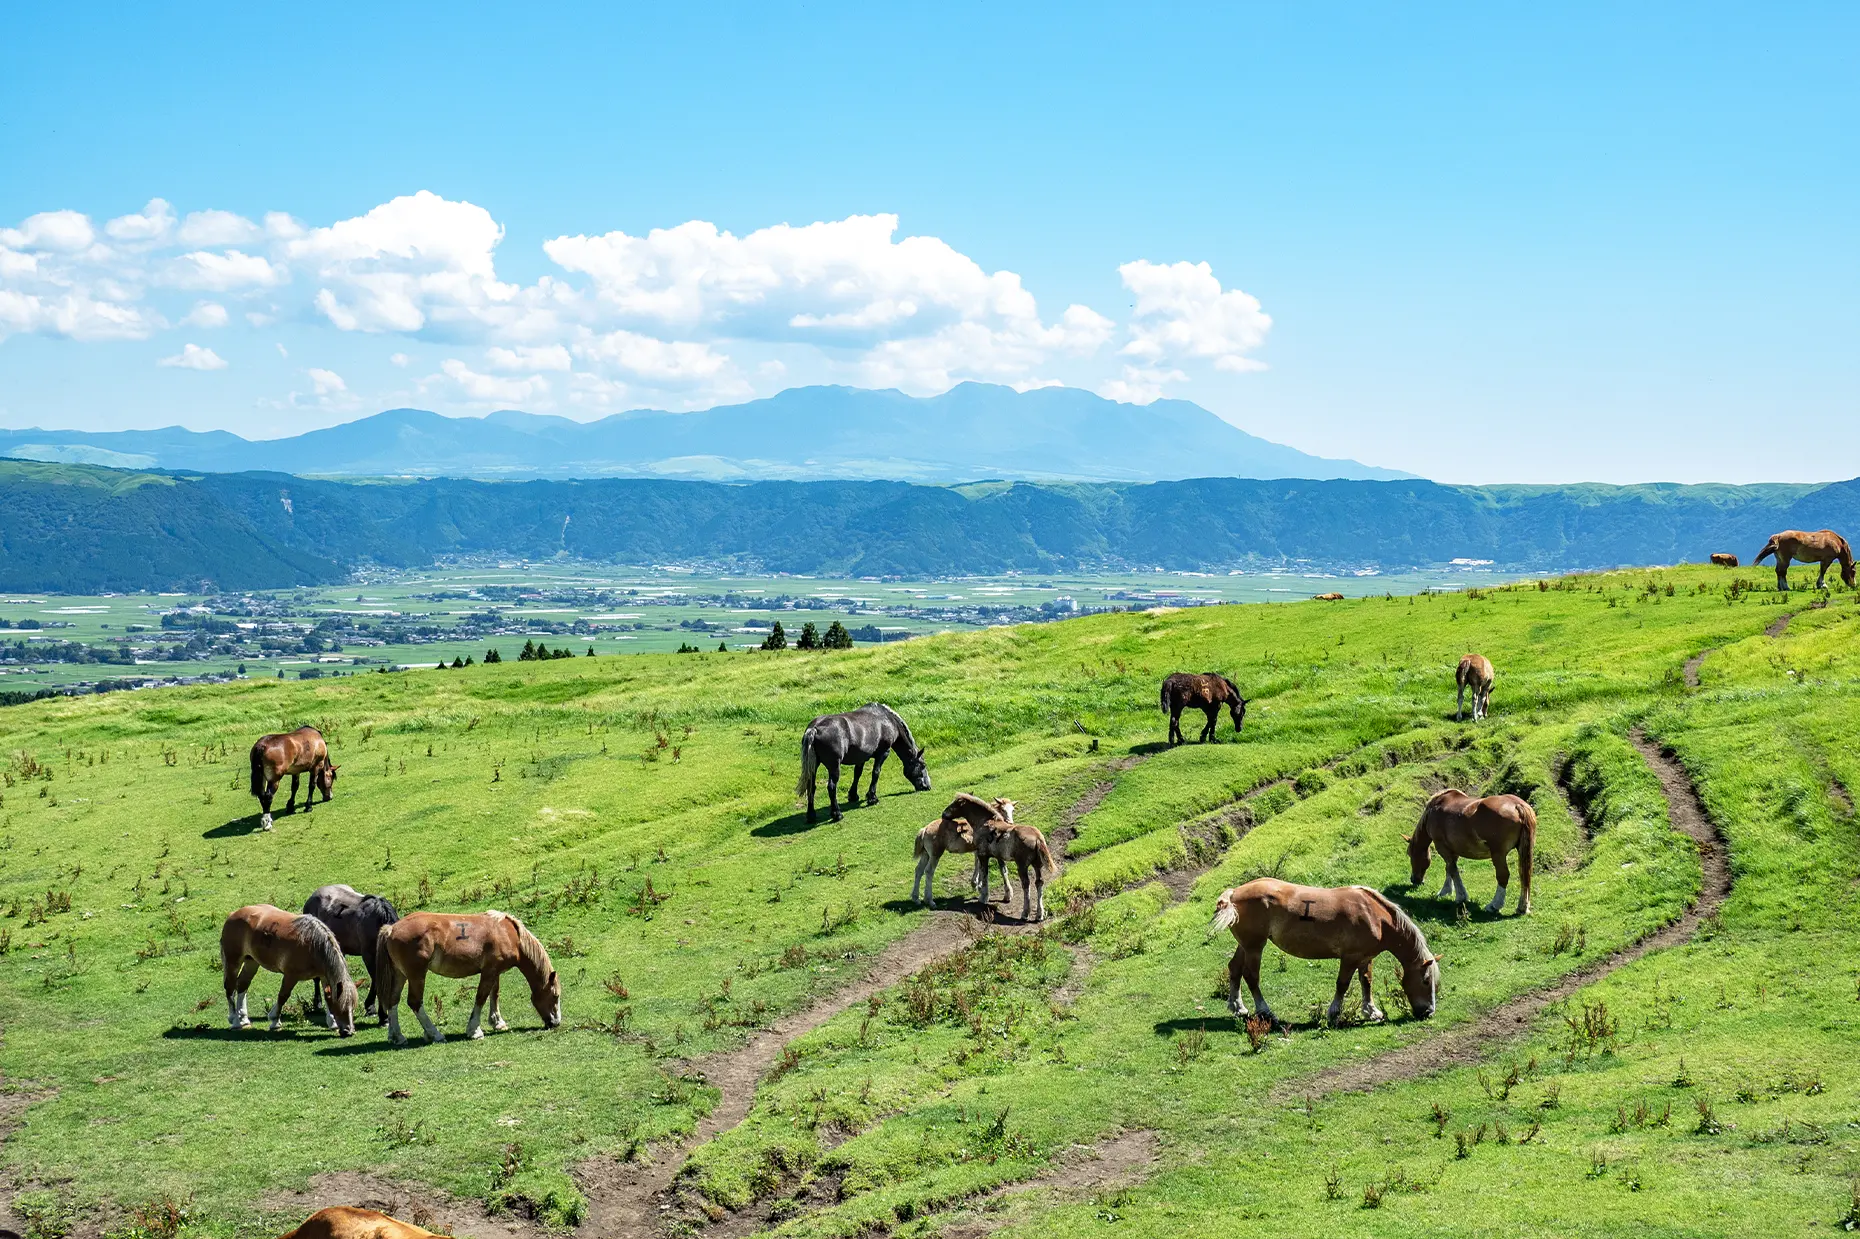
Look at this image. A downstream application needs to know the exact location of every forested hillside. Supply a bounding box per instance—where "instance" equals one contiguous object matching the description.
[1,457,1854,591]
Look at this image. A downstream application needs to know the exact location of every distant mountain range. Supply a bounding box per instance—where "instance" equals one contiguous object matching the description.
[1,457,1849,593]
[0,383,1409,484]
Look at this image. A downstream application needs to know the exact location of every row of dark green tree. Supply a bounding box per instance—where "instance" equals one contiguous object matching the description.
[758,620,854,651]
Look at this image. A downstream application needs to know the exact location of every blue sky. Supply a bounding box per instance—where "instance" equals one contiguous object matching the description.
[1,3,1854,483]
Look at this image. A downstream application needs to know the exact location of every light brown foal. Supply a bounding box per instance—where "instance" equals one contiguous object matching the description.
[1456,654,1494,722]
[219,904,358,1036]
[1408,788,1537,915]
[910,793,1014,906]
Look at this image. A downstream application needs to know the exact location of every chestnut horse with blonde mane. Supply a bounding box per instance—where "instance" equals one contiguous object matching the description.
[377,910,561,1045]
[972,814,1059,922]
[1408,788,1536,915]
[277,1208,445,1239]
[1213,880,1439,1025]
[1755,529,1855,591]
[249,726,338,830]
[910,792,1014,907]
[220,904,358,1036]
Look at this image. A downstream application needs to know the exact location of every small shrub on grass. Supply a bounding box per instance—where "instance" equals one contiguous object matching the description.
[1695,1096,1722,1135]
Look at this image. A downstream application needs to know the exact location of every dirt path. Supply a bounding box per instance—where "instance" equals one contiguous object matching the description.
[1280,728,1731,1099]
[934,1130,1162,1239]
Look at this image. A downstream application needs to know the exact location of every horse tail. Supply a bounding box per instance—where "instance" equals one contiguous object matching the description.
[796,725,819,798]
[1754,535,1778,564]
[374,923,402,1000]
[1160,678,1170,713]
[1035,830,1060,880]
[1211,887,1241,934]
[248,745,265,797]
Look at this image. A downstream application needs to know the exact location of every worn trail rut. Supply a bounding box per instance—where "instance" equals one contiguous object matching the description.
[1280,728,1731,1100]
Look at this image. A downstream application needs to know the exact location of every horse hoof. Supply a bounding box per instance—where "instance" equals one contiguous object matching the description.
[428,1033,446,1044]
[492,1021,510,1033]
[468,1028,485,1041]
[260,815,273,831]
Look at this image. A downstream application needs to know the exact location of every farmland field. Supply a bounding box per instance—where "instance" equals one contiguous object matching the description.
[1,561,1857,1238]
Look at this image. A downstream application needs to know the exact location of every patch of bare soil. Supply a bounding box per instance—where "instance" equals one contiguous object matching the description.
[1765,612,1795,638]
[1683,652,1708,688]
[1548,755,1594,871]
[933,1131,1161,1238]
[1278,729,1731,1100]
[261,1173,553,1239]
[1830,779,1854,818]
[0,1086,59,1237]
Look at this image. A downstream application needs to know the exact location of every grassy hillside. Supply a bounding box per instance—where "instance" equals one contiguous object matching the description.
[1,563,1857,1236]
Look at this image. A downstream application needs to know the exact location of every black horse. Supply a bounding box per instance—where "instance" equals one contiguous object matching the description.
[798,703,931,823]
[302,883,400,1022]
[1161,672,1247,745]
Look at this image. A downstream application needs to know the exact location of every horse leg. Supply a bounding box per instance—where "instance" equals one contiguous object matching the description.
[1777,555,1791,591]
[1327,960,1354,1024]
[284,772,300,815]
[1480,683,1492,720]
[407,971,445,1043]
[467,970,497,1040]
[259,775,277,830]
[1201,705,1218,743]
[1456,679,1466,722]
[1445,855,1470,904]
[1517,831,1533,916]
[825,756,843,823]
[972,850,990,910]
[846,761,866,807]
[1016,859,1033,922]
[1226,946,1250,1019]
[1240,943,1273,1024]
[232,959,259,1028]
[1485,850,1511,914]
[866,750,888,805]
[1168,706,1182,746]
[912,845,932,905]
[489,973,508,1032]
[383,961,408,1045]
[1817,560,1831,589]
[269,974,300,1031]
[308,972,326,1023]
[1359,961,1384,1022]
[1032,863,1047,923]
[225,951,249,1028]
[1435,849,1457,900]
[805,766,817,825]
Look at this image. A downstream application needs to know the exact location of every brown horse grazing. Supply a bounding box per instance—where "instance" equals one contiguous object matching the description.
[220,904,358,1036]
[277,1208,445,1239]
[910,793,1014,907]
[1709,552,1739,567]
[1312,592,1345,601]
[1455,654,1494,722]
[972,816,1059,922]
[377,910,561,1045]
[249,727,338,830]
[1212,880,1439,1025]
[1160,672,1247,746]
[1408,788,1537,915]
[1755,529,1856,591]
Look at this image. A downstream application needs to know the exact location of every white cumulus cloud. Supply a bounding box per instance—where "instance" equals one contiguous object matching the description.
[439,358,550,405]
[485,343,571,372]
[307,367,347,395]
[158,343,228,370]
[106,199,175,244]
[181,301,229,328]
[177,209,262,247]
[1117,260,1271,374]
[167,249,285,291]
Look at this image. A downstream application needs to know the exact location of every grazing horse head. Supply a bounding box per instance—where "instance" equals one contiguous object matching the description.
[1405,825,1433,886]
[323,975,360,1036]
[1841,538,1858,588]
[1401,955,1441,1019]
[512,920,562,1028]
[1227,691,1248,734]
[316,762,340,797]
[902,745,932,792]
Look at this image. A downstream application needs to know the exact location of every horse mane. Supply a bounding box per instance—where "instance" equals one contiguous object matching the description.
[291,914,353,987]
[362,893,400,923]
[869,702,921,754]
[1352,887,1433,963]
[513,916,552,978]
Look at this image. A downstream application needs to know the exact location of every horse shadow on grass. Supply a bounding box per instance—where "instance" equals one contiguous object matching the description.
[203,811,284,838]
[162,1024,327,1043]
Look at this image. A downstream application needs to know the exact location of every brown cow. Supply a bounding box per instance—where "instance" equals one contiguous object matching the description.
[1709,552,1739,567]
[1754,529,1855,591]
[249,726,337,830]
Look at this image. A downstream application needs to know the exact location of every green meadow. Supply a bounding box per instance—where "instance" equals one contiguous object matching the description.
[2,563,1858,1237]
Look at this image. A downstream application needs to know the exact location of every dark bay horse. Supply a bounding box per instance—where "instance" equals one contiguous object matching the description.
[1212,880,1439,1025]
[1408,788,1536,915]
[798,702,930,823]
[302,883,400,1022]
[220,904,358,1036]
[250,726,338,830]
[378,910,560,1044]
[1755,529,1855,591]
[1161,672,1246,745]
